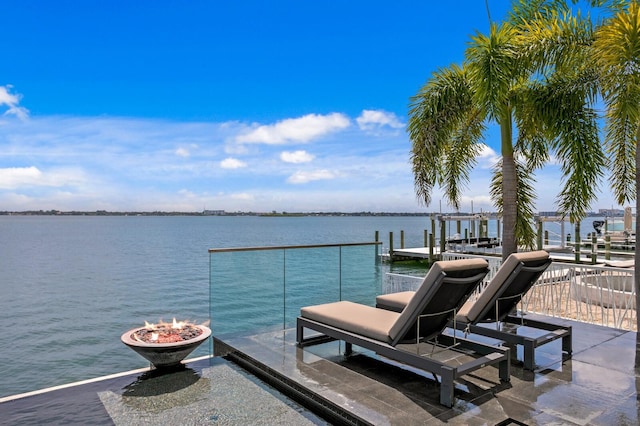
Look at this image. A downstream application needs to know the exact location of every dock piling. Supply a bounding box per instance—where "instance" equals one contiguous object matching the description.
[574,223,581,263]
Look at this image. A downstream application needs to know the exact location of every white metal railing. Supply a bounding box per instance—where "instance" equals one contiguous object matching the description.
[384,253,637,331]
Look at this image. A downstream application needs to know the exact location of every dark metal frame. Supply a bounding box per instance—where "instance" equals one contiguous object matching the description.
[297,317,510,407]
[456,259,572,370]
[461,314,572,371]
[375,258,572,371]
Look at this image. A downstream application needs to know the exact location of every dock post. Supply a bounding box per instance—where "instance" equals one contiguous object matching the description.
[574,223,581,263]
[375,230,379,243]
[605,234,611,260]
[389,232,394,262]
[429,233,434,263]
[423,229,428,247]
[440,219,446,254]
[431,217,436,242]
[536,220,543,250]
[591,234,597,264]
[400,230,405,249]
[544,230,549,247]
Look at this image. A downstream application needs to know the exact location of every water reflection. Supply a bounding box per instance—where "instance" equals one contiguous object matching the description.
[120,367,210,413]
[123,366,202,397]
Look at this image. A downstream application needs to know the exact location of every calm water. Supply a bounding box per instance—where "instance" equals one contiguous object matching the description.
[0,214,609,398]
[0,215,435,398]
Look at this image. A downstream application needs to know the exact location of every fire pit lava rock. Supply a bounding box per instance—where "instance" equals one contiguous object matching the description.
[121,319,211,369]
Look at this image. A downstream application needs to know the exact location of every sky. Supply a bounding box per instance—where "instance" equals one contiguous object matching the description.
[0,1,624,213]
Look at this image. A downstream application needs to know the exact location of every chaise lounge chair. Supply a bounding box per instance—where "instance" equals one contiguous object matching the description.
[375,250,572,370]
[296,258,511,407]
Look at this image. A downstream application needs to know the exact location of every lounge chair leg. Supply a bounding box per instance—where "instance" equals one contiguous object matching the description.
[344,342,353,356]
[523,339,535,371]
[296,321,304,346]
[562,332,572,357]
[506,343,517,362]
[499,354,511,383]
[439,367,455,407]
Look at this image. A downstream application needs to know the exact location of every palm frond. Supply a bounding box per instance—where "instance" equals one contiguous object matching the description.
[408,64,481,209]
[466,22,521,122]
[594,2,640,205]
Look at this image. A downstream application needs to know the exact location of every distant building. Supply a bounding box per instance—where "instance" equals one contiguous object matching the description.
[538,211,562,217]
[203,210,225,216]
[598,208,624,216]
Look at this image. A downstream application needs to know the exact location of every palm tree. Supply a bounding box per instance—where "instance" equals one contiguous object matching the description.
[592,0,640,346]
[408,1,604,260]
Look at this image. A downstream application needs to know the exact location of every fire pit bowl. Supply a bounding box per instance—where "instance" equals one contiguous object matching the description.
[121,322,211,369]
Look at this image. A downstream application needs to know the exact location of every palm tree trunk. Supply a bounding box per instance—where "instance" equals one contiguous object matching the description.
[501,113,518,260]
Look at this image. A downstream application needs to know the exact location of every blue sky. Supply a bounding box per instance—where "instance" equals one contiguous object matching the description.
[0,1,621,213]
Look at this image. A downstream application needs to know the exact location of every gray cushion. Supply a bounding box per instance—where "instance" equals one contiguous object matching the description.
[301,258,488,345]
[301,301,399,343]
[376,291,414,312]
[388,258,488,342]
[459,250,548,323]
[376,251,550,324]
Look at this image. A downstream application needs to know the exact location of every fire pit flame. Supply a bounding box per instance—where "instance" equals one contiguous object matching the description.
[131,318,206,343]
[121,318,211,369]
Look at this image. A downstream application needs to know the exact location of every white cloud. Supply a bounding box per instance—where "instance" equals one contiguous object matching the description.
[280,150,315,164]
[231,192,254,200]
[0,85,29,120]
[356,110,403,132]
[287,169,337,184]
[0,111,611,213]
[220,157,247,169]
[0,166,86,189]
[478,143,500,168]
[0,166,42,188]
[235,113,350,144]
[175,147,190,157]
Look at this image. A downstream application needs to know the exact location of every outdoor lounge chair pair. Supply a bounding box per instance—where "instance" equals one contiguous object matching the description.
[296,258,511,407]
[375,250,572,371]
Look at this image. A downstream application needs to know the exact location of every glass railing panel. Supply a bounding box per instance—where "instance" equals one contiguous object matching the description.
[337,244,382,305]
[283,246,341,329]
[209,249,285,338]
[210,242,382,338]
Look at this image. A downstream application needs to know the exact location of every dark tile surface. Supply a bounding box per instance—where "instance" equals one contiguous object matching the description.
[1,318,639,425]
[218,319,640,425]
[0,356,328,425]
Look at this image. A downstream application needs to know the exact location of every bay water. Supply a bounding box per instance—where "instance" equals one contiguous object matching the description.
[0,214,606,398]
[0,215,434,398]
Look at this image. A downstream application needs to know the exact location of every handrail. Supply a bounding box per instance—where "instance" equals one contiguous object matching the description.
[209,241,381,253]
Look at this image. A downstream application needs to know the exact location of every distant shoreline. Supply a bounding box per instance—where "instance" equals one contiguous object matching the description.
[0,210,618,218]
[0,210,437,217]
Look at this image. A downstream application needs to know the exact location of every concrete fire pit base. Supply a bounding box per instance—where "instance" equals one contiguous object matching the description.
[121,325,211,369]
